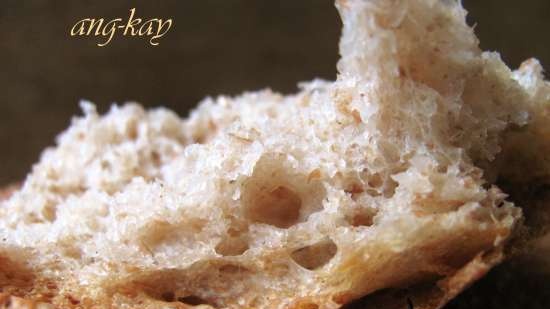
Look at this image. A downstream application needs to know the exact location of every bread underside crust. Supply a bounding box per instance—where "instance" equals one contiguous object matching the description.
[1,0,549,308]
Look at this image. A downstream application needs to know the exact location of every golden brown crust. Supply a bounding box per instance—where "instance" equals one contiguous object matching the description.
[343,249,503,309]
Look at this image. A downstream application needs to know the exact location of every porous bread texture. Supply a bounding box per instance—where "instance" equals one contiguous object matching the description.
[1,0,549,308]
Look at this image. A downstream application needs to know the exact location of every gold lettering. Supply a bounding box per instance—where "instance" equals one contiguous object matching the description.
[123,8,141,36]
[87,18,104,36]
[139,19,156,36]
[70,18,92,36]
[150,19,173,46]
[98,18,122,47]
[70,8,173,47]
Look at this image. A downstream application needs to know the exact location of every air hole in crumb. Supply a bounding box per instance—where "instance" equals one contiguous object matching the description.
[66,295,80,305]
[242,154,326,228]
[138,219,206,251]
[307,169,322,183]
[358,172,384,196]
[348,212,375,227]
[41,201,57,222]
[161,291,175,302]
[383,177,399,198]
[366,188,382,197]
[100,160,112,171]
[24,213,43,224]
[127,264,246,308]
[218,264,250,274]
[61,244,82,260]
[345,183,364,201]
[151,151,161,166]
[215,235,249,256]
[367,173,383,188]
[178,295,209,306]
[127,121,138,140]
[245,185,302,228]
[290,238,337,270]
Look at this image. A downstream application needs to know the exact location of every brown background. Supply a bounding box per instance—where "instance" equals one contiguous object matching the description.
[0,1,549,308]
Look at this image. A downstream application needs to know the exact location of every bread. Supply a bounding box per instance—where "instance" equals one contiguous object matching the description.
[1,0,548,308]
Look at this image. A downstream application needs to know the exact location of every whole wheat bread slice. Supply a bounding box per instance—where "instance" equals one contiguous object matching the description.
[1,0,549,308]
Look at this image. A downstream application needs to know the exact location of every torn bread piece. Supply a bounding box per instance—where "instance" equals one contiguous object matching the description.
[1,0,549,308]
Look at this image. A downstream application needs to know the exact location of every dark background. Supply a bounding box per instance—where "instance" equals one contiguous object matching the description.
[0,1,550,308]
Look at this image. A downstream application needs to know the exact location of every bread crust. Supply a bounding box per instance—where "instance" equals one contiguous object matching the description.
[343,249,503,309]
